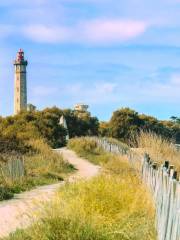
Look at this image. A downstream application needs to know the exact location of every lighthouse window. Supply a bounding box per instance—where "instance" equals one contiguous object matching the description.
[17,87,19,92]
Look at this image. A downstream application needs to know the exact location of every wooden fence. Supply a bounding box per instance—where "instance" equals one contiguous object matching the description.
[93,137,180,240]
[175,144,180,151]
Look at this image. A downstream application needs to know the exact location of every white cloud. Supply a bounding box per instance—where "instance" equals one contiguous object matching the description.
[23,25,71,43]
[79,19,148,44]
[139,75,180,102]
[171,74,180,85]
[22,19,148,44]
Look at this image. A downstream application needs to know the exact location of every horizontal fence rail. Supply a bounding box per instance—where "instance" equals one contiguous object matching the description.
[175,144,180,151]
[91,137,180,240]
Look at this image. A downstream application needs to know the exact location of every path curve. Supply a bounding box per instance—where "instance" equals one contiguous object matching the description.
[58,148,100,180]
[0,148,100,238]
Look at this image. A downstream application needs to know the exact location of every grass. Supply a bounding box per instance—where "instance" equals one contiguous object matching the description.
[6,138,156,240]
[103,137,129,152]
[0,139,74,200]
[137,132,180,172]
[68,137,112,165]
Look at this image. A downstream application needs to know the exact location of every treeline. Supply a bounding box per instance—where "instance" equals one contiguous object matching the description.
[0,107,179,153]
[0,107,99,153]
[99,108,180,145]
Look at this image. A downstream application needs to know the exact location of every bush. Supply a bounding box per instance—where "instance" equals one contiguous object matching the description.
[0,186,14,201]
[0,107,99,150]
[99,107,180,145]
[0,135,32,155]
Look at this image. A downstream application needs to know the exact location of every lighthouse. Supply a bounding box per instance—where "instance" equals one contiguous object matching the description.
[14,49,28,115]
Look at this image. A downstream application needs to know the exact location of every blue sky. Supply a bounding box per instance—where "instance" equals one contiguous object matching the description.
[0,0,180,120]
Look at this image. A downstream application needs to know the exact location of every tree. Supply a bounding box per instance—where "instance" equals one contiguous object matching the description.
[0,107,99,151]
[105,107,180,145]
[139,114,170,138]
[170,116,180,124]
[109,108,143,144]
[99,122,111,137]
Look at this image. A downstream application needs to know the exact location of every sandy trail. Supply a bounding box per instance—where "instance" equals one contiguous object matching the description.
[58,148,100,180]
[0,148,100,238]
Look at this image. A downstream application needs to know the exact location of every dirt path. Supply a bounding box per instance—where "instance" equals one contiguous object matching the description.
[58,148,100,180]
[0,148,100,238]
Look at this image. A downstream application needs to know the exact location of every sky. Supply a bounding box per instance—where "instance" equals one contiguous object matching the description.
[0,0,180,121]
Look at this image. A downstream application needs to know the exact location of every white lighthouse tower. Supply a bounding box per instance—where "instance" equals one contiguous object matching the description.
[14,49,28,115]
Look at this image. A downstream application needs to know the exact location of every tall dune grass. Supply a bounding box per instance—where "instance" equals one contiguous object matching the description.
[68,137,110,165]
[6,155,156,240]
[25,139,72,178]
[0,139,73,199]
[6,137,156,240]
[138,132,180,172]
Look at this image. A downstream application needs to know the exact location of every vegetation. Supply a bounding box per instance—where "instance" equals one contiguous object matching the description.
[99,107,180,145]
[6,138,156,240]
[0,107,99,150]
[0,186,13,201]
[68,137,110,165]
[0,105,178,238]
[68,137,129,165]
[0,106,99,200]
[104,137,130,152]
[170,116,180,124]
[138,132,180,172]
[0,139,73,200]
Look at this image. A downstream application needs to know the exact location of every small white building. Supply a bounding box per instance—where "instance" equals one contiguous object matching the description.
[74,103,89,112]
[59,115,69,141]
[27,103,36,112]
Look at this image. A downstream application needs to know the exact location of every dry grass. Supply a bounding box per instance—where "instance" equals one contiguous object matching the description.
[6,138,156,240]
[68,137,110,165]
[6,156,156,240]
[25,139,72,178]
[0,139,73,199]
[104,137,129,151]
[137,132,180,172]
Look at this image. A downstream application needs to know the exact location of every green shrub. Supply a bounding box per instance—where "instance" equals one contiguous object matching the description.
[0,186,14,201]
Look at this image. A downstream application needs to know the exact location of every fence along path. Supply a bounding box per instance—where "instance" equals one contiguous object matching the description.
[93,137,180,240]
